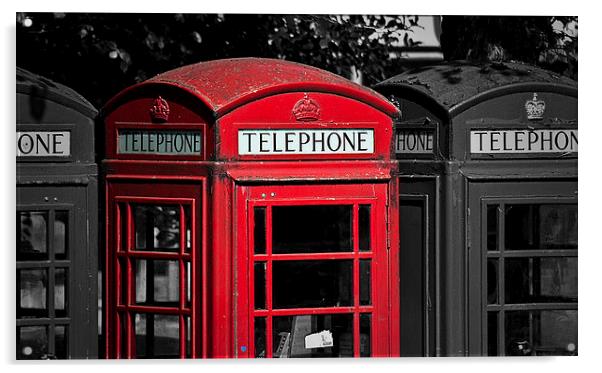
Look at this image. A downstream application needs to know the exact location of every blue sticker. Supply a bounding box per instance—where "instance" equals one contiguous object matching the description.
[241,346,247,352]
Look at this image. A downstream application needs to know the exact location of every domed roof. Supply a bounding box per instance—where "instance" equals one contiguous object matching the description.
[17,67,97,118]
[376,60,577,115]
[104,57,398,117]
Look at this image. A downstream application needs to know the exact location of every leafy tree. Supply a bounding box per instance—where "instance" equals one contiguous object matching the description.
[440,16,577,79]
[16,13,418,108]
[16,13,577,109]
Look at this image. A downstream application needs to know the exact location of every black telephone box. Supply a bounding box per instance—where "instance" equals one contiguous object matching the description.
[16,67,99,359]
[376,61,578,357]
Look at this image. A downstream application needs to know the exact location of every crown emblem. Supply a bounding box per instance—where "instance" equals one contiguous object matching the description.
[149,96,170,122]
[292,93,320,122]
[525,93,545,120]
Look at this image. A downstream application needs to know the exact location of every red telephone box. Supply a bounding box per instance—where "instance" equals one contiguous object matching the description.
[101,58,400,358]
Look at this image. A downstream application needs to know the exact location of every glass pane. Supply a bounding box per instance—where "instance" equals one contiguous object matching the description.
[135,205,180,251]
[17,326,48,359]
[487,205,498,251]
[272,260,352,309]
[505,204,577,251]
[185,316,191,358]
[18,269,48,317]
[153,314,180,358]
[119,258,128,306]
[18,211,48,260]
[120,204,128,251]
[360,314,371,357]
[135,260,180,305]
[55,325,68,359]
[254,262,266,310]
[487,259,498,305]
[505,257,577,303]
[487,312,498,356]
[55,268,67,317]
[359,205,371,251]
[254,207,266,255]
[272,205,352,253]
[255,317,266,358]
[505,310,577,356]
[135,313,148,358]
[184,205,192,252]
[360,260,371,306]
[186,262,191,308]
[54,211,68,259]
[272,314,353,358]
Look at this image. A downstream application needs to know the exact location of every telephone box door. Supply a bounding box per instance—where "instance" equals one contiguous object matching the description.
[236,183,390,358]
[105,182,204,358]
[17,186,93,359]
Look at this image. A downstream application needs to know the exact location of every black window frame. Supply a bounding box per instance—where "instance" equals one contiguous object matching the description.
[480,198,577,356]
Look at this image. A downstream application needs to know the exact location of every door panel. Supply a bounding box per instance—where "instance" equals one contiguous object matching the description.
[236,183,389,358]
[468,181,578,356]
[106,182,203,358]
[16,186,89,359]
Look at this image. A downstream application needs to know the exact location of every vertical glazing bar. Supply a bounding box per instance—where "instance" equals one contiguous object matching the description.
[200,192,206,358]
[180,258,186,311]
[180,204,188,358]
[47,209,56,357]
[114,204,122,358]
[180,205,186,255]
[498,204,505,356]
[105,192,113,358]
[266,205,273,359]
[353,204,360,357]
[125,204,133,358]
[191,199,198,357]
[125,311,133,358]
[249,206,256,358]
[115,312,122,358]
[179,206,186,316]
[180,314,186,358]
[499,310,505,356]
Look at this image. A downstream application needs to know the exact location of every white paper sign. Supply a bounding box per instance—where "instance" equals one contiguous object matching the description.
[238,129,374,155]
[470,129,577,154]
[17,131,70,157]
[304,330,334,349]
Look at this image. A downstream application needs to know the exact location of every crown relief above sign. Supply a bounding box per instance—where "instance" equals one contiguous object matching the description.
[149,96,170,122]
[525,93,545,121]
[292,93,320,122]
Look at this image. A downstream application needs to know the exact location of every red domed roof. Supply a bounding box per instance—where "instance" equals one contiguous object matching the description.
[105,58,398,118]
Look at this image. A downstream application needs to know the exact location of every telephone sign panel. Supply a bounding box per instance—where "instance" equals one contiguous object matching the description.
[17,131,71,157]
[238,128,374,155]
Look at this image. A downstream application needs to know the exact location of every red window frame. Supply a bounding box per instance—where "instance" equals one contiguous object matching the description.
[236,184,390,358]
[105,182,205,359]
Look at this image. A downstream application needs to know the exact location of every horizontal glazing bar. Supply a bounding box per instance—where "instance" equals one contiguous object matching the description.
[116,251,191,260]
[486,250,577,258]
[16,261,71,268]
[253,252,373,261]
[253,306,374,317]
[486,303,577,311]
[113,196,194,204]
[116,304,191,315]
[16,318,71,326]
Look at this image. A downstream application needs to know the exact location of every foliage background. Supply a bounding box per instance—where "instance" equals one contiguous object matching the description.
[16,13,577,108]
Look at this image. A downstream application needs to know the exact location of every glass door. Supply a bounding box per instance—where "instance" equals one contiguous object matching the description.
[237,184,390,358]
[16,186,89,359]
[106,182,203,358]
[468,181,578,356]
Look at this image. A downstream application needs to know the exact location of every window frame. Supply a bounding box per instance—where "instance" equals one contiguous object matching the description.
[236,184,390,358]
[480,197,577,356]
[16,203,75,359]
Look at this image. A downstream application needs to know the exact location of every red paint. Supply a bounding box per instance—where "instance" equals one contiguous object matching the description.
[101,58,400,359]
